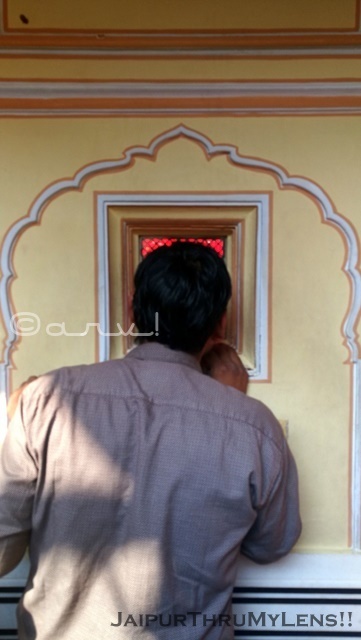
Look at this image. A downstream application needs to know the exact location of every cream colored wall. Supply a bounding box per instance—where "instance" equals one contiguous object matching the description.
[6,0,356,30]
[1,114,358,552]
[1,45,360,555]
[2,57,361,81]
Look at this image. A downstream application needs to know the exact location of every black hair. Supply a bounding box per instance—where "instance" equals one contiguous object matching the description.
[132,241,231,353]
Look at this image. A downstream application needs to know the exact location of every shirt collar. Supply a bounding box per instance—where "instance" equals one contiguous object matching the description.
[125,342,202,372]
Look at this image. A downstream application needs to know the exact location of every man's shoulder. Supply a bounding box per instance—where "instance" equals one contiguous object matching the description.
[22,359,124,399]
[129,343,284,449]
[194,374,285,449]
[22,351,284,451]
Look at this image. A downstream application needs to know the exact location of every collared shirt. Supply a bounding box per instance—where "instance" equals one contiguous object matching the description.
[0,343,301,639]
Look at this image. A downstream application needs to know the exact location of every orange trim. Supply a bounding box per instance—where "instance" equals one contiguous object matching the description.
[3,227,32,372]
[2,0,8,30]
[2,77,361,84]
[93,187,273,379]
[2,112,361,120]
[0,0,9,31]
[326,218,361,362]
[348,363,353,548]
[93,196,100,364]
[288,191,360,361]
[356,0,361,30]
[238,219,246,355]
[2,95,361,112]
[267,195,273,384]
[93,189,275,198]
[117,215,247,356]
[122,215,132,357]
[2,52,361,62]
[2,32,361,50]
[0,223,17,355]
[3,26,359,35]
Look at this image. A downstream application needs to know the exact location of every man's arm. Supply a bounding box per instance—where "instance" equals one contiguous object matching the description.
[0,385,37,577]
[241,436,301,563]
[201,342,301,563]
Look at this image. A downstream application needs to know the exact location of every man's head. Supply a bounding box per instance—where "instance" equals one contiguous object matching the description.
[132,241,232,354]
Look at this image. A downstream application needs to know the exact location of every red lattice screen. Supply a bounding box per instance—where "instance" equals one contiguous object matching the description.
[141,237,225,258]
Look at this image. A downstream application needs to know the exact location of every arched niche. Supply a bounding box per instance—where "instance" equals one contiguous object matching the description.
[0,123,360,550]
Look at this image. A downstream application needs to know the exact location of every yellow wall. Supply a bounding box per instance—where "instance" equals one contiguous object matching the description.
[6,0,357,31]
[1,5,360,554]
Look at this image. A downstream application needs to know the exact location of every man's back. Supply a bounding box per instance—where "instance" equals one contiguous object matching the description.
[3,342,300,639]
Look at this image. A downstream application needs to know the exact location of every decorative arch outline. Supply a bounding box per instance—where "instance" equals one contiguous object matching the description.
[1,122,361,548]
[1,123,360,370]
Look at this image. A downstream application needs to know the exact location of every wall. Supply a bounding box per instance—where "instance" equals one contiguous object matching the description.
[1,94,359,553]
[1,0,361,637]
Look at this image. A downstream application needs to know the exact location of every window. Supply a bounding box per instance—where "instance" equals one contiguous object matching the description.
[140,236,225,258]
[97,194,270,380]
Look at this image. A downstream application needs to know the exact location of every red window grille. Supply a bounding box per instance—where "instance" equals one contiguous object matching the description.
[141,237,225,258]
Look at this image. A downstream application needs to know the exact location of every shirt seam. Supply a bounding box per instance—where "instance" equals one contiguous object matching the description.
[31,387,284,454]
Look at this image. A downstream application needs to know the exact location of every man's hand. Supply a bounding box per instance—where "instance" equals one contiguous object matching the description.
[201,343,249,394]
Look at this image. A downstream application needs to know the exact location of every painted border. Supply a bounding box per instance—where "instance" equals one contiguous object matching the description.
[2,79,361,95]
[0,124,360,547]
[1,80,361,116]
[96,193,269,379]
[2,33,361,52]
[2,48,361,59]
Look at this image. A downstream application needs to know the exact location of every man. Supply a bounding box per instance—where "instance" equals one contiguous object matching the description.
[0,242,301,639]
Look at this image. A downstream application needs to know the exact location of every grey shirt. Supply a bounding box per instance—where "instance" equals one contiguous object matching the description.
[0,343,301,639]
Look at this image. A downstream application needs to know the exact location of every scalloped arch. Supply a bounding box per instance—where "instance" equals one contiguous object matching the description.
[1,123,360,372]
[0,124,361,366]
[1,122,361,548]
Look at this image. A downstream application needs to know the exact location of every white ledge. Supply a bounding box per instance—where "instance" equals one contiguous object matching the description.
[1,80,361,99]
